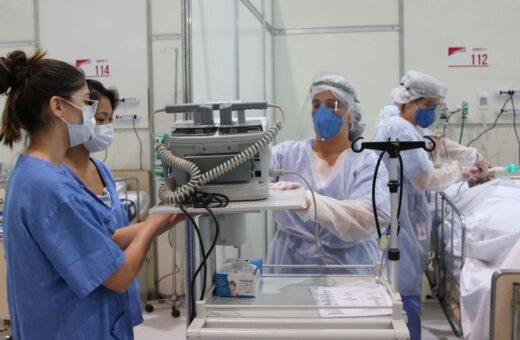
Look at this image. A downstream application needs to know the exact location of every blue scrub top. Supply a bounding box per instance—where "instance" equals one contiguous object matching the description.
[61,158,144,327]
[3,155,133,340]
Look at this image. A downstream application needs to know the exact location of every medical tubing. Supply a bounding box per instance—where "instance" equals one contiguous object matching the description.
[156,120,284,204]
[442,109,460,137]
[467,95,512,147]
[458,116,465,144]
[267,103,287,126]
[371,151,386,238]
[392,154,404,236]
[280,170,330,268]
[511,96,520,164]
[371,151,403,239]
[132,117,143,170]
[384,155,404,237]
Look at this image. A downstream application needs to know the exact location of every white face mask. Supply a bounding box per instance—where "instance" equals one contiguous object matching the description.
[59,97,97,147]
[84,123,114,152]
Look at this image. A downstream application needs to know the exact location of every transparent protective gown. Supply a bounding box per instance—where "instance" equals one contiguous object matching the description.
[373,107,463,295]
[267,139,390,274]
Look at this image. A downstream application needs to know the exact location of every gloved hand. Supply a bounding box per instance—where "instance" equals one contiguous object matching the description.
[270,181,301,191]
[474,154,489,178]
[462,166,480,180]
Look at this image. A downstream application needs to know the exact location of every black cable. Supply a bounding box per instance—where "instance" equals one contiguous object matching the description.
[132,117,143,170]
[394,154,404,235]
[187,192,227,301]
[371,151,386,238]
[383,154,403,237]
[511,96,520,164]
[371,150,403,240]
[102,149,108,163]
[179,205,207,321]
[442,109,460,138]
[188,206,220,322]
[397,154,404,219]
[445,109,461,121]
[182,191,228,322]
[467,96,512,147]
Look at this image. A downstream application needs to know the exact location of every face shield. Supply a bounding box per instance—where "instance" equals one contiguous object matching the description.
[392,70,447,106]
[295,73,365,142]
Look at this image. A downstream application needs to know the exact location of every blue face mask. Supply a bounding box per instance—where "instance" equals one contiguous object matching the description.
[312,105,344,141]
[415,106,436,128]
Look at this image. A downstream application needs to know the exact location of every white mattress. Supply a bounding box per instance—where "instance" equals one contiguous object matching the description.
[115,180,150,217]
[440,178,520,265]
[436,179,520,339]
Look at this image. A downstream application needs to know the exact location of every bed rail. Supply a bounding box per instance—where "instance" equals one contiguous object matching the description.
[428,191,466,337]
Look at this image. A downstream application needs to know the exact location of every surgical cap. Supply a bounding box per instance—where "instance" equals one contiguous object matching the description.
[309,74,365,141]
[391,70,447,104]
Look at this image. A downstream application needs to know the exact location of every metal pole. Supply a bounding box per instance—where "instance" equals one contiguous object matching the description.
[182,0,193,104]
[174,47,179,105]
[439,197,445,298]
[513,283,520,340]
[33,0,40,48]
[181,0,194,325]
[261,0,271,261]
[398,0,404,79]
[234,0,240,100]
[388,157,399,294]
[143,0,162,301]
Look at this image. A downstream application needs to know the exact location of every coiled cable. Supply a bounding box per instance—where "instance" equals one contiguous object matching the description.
[157,119,284,204]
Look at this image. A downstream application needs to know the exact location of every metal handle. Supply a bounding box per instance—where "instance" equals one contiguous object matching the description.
[351,136,436,155]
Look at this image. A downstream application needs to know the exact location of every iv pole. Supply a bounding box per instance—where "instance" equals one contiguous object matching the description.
[352,137,435,293]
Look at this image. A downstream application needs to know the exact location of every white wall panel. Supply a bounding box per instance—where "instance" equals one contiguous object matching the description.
[192,0,236,102]
[274,32,400,142]
[152,0,182,35]
[404,0,520,165]
[0,0,34,42]
[274,0,399,28]
[38,0,149,131]
[238,2,264,103]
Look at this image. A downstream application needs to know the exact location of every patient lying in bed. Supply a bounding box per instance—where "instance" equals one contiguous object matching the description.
[439,178,520,340]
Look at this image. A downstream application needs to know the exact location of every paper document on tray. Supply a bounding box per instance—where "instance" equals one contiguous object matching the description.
[311,285,393,318]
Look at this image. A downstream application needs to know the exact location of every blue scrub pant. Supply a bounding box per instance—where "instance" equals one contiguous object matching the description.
[402,295,421,340]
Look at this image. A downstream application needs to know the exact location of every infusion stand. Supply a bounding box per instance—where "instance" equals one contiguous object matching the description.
[352,137,435,293]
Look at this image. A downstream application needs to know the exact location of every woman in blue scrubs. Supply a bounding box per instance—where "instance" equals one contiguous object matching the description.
[62,79,144,328]
[0,50,180,339]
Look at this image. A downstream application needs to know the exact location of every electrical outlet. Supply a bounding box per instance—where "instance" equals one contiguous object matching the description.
[477,93,488,109]
[497,90,520,96]
[119,97,140,104]
[114,113,139,121]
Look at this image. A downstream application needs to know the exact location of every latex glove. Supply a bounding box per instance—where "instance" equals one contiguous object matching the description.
[462,166,482,181]
[474,154,489,178]
[270,181,301,191]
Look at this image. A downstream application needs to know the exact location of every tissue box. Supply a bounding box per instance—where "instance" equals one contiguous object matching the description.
[214,258,262,298]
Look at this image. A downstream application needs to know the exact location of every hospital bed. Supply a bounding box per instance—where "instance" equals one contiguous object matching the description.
[115,177,150,222]
[112,168,154,224]
[427,178,520,338]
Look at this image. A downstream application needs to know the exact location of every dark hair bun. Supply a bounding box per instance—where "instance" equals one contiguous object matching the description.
[0,50,45,94]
